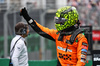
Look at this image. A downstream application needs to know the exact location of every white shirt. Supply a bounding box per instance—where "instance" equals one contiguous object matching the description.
[10,35,28,66]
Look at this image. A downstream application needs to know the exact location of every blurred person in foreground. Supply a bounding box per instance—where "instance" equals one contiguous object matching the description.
[20,6,88,66]
[10,22,29,66]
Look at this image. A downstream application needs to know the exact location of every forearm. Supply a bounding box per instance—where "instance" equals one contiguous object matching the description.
[28,19,55,41]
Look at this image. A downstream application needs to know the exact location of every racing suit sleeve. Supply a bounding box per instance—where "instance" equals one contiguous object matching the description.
[29,20,57,41]
[20,8,57,41]
[76,34,88,66]
[11,42,24,66]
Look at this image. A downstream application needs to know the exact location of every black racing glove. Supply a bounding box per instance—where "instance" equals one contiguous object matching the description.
[20,7,34,24]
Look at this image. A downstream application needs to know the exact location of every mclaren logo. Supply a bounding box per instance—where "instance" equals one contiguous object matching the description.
[57,46,72,52]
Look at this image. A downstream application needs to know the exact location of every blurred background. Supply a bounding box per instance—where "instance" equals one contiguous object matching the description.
[0,0,100,61]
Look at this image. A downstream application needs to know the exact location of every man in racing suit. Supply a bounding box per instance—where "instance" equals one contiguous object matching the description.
[20,6,88,66]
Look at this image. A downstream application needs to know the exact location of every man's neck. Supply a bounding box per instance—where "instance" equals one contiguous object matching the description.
[20,35,26,38]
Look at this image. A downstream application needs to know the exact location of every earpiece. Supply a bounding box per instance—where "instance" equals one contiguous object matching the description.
[20,28,27,35]
[15,24,27,35]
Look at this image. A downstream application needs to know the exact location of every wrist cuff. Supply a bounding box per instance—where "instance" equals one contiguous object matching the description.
[28,19,33,24]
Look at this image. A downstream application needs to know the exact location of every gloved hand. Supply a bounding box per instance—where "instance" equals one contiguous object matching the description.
[20,7,27,16]
[20,7,31,22]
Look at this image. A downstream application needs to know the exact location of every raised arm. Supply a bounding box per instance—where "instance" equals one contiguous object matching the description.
[20,8,56,41]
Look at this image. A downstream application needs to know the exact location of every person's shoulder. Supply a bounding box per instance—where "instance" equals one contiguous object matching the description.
[17,38,24,45]
[11,36,19,43]
[13,36,25,46]
[76,33,86,40]
[49,29,58,33]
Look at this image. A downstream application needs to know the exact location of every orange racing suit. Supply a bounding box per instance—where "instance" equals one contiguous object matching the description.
[29,20,88,66]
